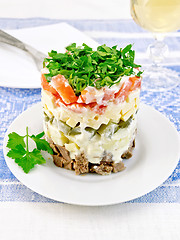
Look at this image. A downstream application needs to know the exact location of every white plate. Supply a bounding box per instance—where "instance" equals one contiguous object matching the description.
[0,23,98,89]
[3,103,180,206]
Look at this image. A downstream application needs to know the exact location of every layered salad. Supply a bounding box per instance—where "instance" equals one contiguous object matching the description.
[41,43,142,175]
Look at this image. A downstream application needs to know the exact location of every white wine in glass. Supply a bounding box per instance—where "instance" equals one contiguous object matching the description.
[130,0,180,91]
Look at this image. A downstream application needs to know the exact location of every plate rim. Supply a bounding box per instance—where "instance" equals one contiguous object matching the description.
[3,102,180,206]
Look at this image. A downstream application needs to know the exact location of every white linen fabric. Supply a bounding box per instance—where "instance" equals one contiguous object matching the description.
[0,202,180,240]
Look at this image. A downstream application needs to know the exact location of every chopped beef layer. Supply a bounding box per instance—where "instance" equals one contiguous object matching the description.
[121,139,135,159]
[74,153,89,175]
[48,139,135,175]
[90,164,113,175]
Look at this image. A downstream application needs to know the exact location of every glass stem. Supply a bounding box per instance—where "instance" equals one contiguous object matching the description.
[148,33,169,67]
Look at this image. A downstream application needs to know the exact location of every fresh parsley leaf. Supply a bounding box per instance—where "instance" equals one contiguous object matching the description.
[31,135,53,154]
[6,127,52,174]
[14,148,46,174]
[7,144,26,159]
[15,155,35,174]
[29,149,46,165]
[6,132,25,149]
[14,149,46,174]
[34,131,45,139]
[43,43,142,95]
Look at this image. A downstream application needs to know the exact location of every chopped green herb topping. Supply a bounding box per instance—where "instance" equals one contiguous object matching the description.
[43,43,141,95]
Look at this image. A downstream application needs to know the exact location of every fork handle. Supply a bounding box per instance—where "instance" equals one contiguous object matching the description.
[0,29,46,71]
[0,29,26,51]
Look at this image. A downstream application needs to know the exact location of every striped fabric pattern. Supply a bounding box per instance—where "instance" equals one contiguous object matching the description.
[0,18,179,203]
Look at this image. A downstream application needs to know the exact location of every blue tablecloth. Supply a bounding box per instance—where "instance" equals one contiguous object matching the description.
[0,18,180,203]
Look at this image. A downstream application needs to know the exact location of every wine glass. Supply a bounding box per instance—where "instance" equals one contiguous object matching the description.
[130,0,180,91]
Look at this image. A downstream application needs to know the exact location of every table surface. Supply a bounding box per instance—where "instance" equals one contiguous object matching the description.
[0,16,180,240]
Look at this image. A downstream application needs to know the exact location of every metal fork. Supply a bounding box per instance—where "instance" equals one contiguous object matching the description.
[0,29,47,71]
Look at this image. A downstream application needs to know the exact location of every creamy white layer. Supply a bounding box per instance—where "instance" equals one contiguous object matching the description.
[42,88,140,164]
[43,114,137,164]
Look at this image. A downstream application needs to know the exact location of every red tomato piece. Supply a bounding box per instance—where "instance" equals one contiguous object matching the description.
[51,75,78,104]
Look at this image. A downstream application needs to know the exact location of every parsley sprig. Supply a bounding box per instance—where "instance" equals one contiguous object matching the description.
[43,43,142,95]
[6,127,53,173]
